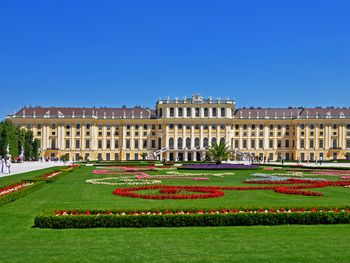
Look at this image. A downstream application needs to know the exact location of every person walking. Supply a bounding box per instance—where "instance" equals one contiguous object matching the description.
[1,158,4,174]
[6,158,11,174]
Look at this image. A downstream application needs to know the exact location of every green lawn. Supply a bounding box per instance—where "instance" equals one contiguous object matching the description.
[1,166,350,262]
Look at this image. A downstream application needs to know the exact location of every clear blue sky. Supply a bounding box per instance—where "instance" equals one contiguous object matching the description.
[1,0,350,119]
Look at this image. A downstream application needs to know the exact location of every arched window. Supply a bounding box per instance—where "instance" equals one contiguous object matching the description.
[178,107,183,117]
[212,108,217,117]
[211,137,217,146]
[195,137,200,149]
[220,137,225,144]
[170,107,174,117]
[221,107,225,117]
[195,107,200,117]
[203,137,209,148]
[186,107,191,117]
[204,108,209,117]
[177,138,183,149]
[169,138,174,149]
[186,137,191,149]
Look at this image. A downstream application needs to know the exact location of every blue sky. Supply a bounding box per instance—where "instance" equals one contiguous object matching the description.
[1,0,350,119]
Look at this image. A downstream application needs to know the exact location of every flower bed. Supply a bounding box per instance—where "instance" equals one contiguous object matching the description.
[179,164,259,170]
[0,181,46,206]
[113,185,225,200]
[35,207,350,228]
[112,178,350,199]
[0,182,34,197]
[86,176,162,186]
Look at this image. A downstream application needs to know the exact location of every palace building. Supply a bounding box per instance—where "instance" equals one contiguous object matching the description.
[6,94,350,162]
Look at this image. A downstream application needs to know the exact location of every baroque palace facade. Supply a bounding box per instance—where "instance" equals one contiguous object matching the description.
[7,94,350,162]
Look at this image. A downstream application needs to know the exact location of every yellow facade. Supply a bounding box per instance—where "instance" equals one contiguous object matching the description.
[7,94,350,161]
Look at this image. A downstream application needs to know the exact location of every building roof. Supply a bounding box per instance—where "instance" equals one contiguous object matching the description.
[11,107,156,119]
[234,108,302,119]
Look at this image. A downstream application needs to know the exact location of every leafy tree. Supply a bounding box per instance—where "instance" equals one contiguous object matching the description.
[206,141,230,164]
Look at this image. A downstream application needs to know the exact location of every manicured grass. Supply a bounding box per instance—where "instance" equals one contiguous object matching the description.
[1,166,350,262]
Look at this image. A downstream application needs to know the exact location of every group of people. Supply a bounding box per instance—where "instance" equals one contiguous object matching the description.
[1,157,12,175]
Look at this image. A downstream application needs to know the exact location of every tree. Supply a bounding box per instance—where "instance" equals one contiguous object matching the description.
[141,152,148,160]
[345,152,350,160]
[206,141,230,164]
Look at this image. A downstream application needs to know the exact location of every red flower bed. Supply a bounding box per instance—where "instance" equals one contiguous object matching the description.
[112,179,350,200]
[0,182,34,197]
[113,185,224,200]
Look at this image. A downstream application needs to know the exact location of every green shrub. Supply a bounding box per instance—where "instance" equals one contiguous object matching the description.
[34,208,350,229]
[0,181,46,206]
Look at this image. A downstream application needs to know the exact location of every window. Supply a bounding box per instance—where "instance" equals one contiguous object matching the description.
[126,140,130,149]
[159,108,163,118]
[310,139,314,149]
[221,108,225,117]
[85,140,90,149]
[169,138,174,149]
[106,140,110,149]
[170,107,174,117]
[204,108,209,117]
[169,124,174,129]
[177,138,183,149]
[285,140,289,148]
[259,140,263,148]
[195,138,200,149]
[98,140,102,149]
[277,140,282,148]
[65,140,70,149]
[195,107,200,117]
[269,140,273,148]
[178,124,183,129]
[186,107,191,117]
[143,140,147,148]
[143,124,148,129]
[300,124,305,129]
[333,124,337,129]
[270,124,274,130]
[212,108,217,117]
[251,140,255,148]
[114,140,119,148]
[243,140,247,148]
[347,140,350,148]
[186,138,191,148]
[76,139,80,149]
[211,137,217,145]
[319,139,324,148]
[333,139,337,148]
[300,139,305,149]
[235,140,239,148]
[178,107,183,117]
[151,140,156,148]
[220,137,225,144]
[135,140,139,149]
[203,137,209,148]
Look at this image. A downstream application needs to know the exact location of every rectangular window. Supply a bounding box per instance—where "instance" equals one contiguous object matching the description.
[243,140,247,148]
[212,108,217,117]
[98,140,102,149]
[259,140,263,148]
[285,140,289,148]
[106,140,111,149]
[235,140,239,148]
[143,140,147,148]
[300,139,305,149]
[347,140,350,148]
[135,140,139,149]
[75,139,80,149]
[310,139,314,149]
[85,140,90,149]
[65,139,70,149]
[115,140,119,148]
[319,139,323,148]
[269,140,273,148]
[126,140,130,149]
[178,108,183,117]
[251,140,255,148]
[151,140,156,148]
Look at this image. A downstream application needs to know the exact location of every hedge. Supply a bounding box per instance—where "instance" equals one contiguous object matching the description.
[0,181,46,206]
[34,207,350,228]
